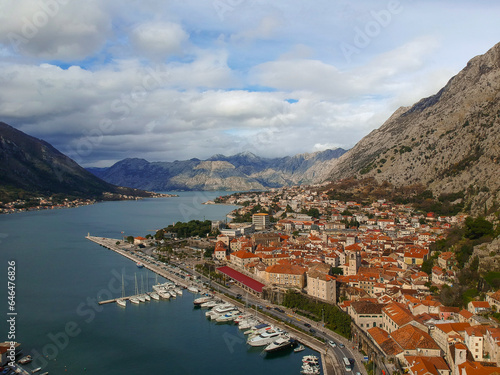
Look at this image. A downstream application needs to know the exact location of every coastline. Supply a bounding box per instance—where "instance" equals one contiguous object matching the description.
[0,193,178,215]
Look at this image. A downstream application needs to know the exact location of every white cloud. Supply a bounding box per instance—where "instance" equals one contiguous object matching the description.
[0,0,110,60]
[130,22,189,61]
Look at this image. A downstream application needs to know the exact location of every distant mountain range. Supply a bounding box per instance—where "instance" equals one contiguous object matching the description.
[0,122,157,202]
[327,41,500,213]
[87,149,348,191]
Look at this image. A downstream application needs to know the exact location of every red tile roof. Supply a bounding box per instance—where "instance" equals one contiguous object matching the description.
[216,266,266,293]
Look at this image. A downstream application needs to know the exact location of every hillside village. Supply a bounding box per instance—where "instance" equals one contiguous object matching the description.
[200,185,500,375]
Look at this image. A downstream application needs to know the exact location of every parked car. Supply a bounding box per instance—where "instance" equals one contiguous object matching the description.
[304,323,311,328]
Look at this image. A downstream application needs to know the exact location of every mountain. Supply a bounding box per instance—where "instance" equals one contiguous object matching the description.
[87,148,347,191]
[328,42,500,213]
[0,122,155,201]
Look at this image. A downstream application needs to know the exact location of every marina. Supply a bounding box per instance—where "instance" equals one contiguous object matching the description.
[87,233,334,374]
[0,192,327,375]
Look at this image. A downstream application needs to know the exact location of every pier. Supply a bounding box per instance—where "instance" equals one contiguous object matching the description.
[86,235,194,289]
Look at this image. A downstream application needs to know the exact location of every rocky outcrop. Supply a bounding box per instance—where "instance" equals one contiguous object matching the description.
[328,42,500,213]
[470,237,500,273]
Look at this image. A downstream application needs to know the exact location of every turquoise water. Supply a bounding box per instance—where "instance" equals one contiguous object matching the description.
[0,192,318,374]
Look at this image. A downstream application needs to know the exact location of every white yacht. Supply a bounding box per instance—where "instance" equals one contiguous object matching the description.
[116,298,127,307]
[194,296,213,306]
[200,300,219,309]
[245,324,271,336]
[247,329,285,347]
[264,336,294,352]
[234,313,253,324]
[158,291,171,299]
[209,303,235,319]
[144,293,151,301]
[174,288,183,295]
[137,294,146,303]
[169,290,177,298]
[215,310,240,322]
[188,286,199,293]
[239,318,261,330]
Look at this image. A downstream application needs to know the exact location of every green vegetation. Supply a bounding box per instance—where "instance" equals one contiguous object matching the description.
[431,215,499,308]
[464,216,494,239]
[232,204,268,223]
[282,291,351,338]
[484,272,500,289]
[164,220,215,238]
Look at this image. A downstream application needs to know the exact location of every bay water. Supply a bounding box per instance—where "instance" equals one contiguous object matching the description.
[0,192,318,374]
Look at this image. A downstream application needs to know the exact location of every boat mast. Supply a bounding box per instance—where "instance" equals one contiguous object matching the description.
[122,272,125,298]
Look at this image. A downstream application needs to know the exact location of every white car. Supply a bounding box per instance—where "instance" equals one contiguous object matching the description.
[328,340,336,348]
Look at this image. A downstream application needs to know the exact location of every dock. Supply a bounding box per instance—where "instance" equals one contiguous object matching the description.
[86,235,195,290]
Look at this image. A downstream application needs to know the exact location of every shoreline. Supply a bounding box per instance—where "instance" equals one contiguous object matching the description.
[0,193,178,215]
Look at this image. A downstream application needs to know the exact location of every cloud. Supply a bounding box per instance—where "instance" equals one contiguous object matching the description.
[130,22,189,61]
[0,0,111,60]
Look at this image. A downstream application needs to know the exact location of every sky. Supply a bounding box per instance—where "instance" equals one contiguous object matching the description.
[0,0,499,167]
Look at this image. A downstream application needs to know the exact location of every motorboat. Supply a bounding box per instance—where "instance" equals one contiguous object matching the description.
[158,291,171,299]
[264,336,295,353]
[215,310,240,322]
[188,286,199,293]
[294,344,305,353]
[200,300,219,309]
[18,355,32,364]
[194,296,213,306]
[239,318,261,330]
[233,313,253,324]
[247,329,285,347]
[301,364,320,375]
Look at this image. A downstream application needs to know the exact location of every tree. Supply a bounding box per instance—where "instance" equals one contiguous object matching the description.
[126,235,134,244]
[421,258,434,275]
[307,208,320,219]
[330,267,343,275]
[465,217,494,240]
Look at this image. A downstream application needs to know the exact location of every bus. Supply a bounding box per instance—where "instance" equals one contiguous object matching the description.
[343,357,352,372]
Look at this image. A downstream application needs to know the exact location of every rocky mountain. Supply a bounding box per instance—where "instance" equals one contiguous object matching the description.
[328,42,500,213]
[0,122,155,201]
[88,148,347,191]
